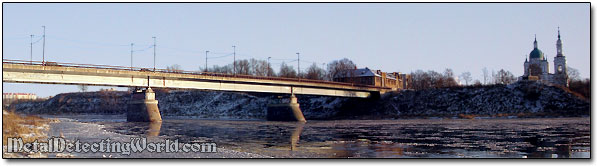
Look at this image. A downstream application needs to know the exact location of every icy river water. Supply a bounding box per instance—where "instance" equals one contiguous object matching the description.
[48,115,590,158]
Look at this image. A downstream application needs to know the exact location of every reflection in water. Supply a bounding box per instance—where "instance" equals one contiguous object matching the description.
[290,122,305,151]
[95,117,589,158]
[145,122,162,137]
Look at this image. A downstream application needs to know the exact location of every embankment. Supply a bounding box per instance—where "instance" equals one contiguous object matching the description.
[10,81,590,119]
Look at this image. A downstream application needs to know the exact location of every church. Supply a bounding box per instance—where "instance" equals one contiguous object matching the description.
[518,28,569,87]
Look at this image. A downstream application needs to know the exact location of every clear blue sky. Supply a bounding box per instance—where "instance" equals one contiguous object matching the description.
[2,3,590,97]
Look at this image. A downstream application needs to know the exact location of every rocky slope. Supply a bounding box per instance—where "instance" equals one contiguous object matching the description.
[10,90,348,120]
[10,81,590,119]
[364,81,591,118]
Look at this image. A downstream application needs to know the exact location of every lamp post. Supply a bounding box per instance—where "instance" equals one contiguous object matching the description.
[153,37,156,71]
[296,52,300,78]
[232,45,236,76]
[130,43,134,71]
[267,57,271,76]
[42,26,46,64]
[30,35,34,64]
[205,51,209,72]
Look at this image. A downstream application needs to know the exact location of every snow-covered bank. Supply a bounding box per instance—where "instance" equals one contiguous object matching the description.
[10,81,590,119]
[10,90,349,120]
[364,81,590,119]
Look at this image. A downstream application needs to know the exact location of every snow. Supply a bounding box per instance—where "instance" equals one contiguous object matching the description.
[8,81,589,119]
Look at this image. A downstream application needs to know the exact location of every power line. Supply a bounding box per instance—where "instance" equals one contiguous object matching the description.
[31,36,43,44]
[11,32,324,71]
[209,52,232,55]
[207,53,233,59]
[270,58,294,61]
[46,35,134,47]
[133,45,154,52]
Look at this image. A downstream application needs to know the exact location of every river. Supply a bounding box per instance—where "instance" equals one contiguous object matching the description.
[45,115,590,158]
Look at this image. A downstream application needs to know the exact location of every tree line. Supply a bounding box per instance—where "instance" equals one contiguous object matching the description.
[167,58,358,81]
[406,68,517,91]
[160,60,589,100]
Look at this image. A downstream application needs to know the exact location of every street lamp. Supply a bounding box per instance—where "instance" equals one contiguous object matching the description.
[30,35,34,64]
[267,57,271,76]
[232,45,236,76]
[42,26,46,64]
[130,43,134,70]
[205,51,209,72]
[296,52,300,78]
[153,37,156,71]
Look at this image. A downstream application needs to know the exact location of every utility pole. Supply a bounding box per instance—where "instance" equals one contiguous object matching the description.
[30,35,34,64]
[42,26,46,64]
[232,45,236,76]
[296,52,300,78]
[267,57,271,76]
[153,37,156,71]
[205,51,209,72]
[130,43,134,71]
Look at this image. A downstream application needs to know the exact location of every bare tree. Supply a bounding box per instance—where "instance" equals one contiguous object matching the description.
[210,64,233,74]
[494,69,516,84]
[443,68,458,87]
[473,80,482,86]
[409,69,461,90]
[409,70,430,90]
[428,70,443,88]
[459,72,472,85]
[567,66,581,81]
[166,64,182,73]
[482,67,489,84]
[305,63,326,80]
[267,65,275,77]
[78,85,88,92]
[569,78,590,99]
[279,62,297,78]
[249,58,270,76]
[491,70,496,84]
[235,59,250,75]
[327,58,357,81]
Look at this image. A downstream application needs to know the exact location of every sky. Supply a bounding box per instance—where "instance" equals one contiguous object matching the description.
[1,3,590,97]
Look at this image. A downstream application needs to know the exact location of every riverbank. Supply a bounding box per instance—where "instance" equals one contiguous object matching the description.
[2,110,54,158]
[8,81,590,120]
[3,114,270,158]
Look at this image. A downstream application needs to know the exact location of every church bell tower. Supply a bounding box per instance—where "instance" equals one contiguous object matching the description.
[553,27,569,86]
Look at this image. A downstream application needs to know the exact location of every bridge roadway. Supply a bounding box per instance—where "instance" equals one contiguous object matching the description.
[2,60,390,98]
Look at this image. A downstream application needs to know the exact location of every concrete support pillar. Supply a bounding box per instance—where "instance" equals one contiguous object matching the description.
[266,94,306,122]
[127,87,162,122]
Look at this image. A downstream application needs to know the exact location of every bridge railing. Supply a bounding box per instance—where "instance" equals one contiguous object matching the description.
[3,59,392,90]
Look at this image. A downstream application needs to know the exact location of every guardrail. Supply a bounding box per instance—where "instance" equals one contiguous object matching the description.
[3,59,392,90]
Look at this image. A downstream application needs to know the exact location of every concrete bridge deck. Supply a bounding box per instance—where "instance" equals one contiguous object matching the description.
[3,59,390,98]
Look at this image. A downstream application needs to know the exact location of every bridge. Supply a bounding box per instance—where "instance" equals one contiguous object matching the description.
[3,59,393,122]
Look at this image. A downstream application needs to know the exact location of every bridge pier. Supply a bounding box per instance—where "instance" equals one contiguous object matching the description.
[266,94,306,122]
[127,87,162,122]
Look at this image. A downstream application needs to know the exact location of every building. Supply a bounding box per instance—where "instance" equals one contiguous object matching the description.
[519,28,569,87]
[3,93,38,100]
[3,93,38,106]
[333,67,410,90]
